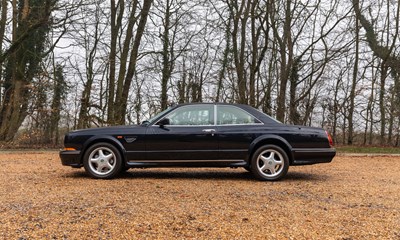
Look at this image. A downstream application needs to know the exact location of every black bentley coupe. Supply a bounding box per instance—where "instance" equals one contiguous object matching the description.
[60,103,335,181]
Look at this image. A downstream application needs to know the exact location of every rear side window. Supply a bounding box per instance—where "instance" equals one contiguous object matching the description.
[217,106,262,125]
[164,105,214,126]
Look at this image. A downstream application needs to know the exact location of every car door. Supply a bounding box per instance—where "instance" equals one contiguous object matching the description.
[216,105,264,160]
[145,104,218,161]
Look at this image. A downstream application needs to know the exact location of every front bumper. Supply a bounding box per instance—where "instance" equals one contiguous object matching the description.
[59,150,82,168]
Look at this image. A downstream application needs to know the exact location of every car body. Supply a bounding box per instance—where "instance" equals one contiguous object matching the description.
[60,103,335,180]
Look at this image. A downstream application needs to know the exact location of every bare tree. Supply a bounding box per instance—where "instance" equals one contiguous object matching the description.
[108,0,154,125]
[76,2,105,129]
[352,0,400,74]
[0,0,55,141]
[352,0,400,145]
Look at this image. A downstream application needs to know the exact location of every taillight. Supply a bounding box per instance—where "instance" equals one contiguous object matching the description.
[325,131,334,148]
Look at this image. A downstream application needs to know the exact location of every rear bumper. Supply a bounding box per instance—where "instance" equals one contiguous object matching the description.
[59,150,82,168]
[291,148,336,165]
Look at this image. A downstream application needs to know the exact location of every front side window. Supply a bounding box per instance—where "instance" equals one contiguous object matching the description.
[161,105,214,126]
[217,105,262,125]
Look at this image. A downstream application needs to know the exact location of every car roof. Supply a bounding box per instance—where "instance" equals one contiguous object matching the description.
[174,102,247,107]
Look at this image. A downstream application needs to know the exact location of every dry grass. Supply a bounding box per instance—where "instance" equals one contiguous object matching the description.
[0,151,399,239]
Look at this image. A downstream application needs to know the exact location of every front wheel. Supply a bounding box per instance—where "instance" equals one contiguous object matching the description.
[251,145,289,181]
[83,143,122,179]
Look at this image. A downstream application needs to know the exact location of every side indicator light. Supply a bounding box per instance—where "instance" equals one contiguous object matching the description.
[116,136,123,139]
[64,147,76,151]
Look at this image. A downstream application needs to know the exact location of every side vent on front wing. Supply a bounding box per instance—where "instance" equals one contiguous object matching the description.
[124,136,137,143]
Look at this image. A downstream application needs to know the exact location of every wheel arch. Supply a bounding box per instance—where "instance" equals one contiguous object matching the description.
[249,135,294,165]
[80,136,127,164]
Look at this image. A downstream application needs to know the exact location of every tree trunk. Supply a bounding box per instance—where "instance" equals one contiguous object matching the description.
[160,0,171,110]
[0,0,7,107]
[332,75,342,144]
[109,0,153,125]
[115,0,153,124]
[347,17,359,145]
[273,0,293,122]
[230,0,251,104]
[364,69,376,145]
[379,61,388,145]
[288,57,301,124]
[107,0,123,124]
[216,17,231,103]
[49,65,65,145]
[77,15,101,129]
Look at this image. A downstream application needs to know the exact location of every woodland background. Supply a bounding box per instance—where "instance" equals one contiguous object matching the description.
[0,0,399,147]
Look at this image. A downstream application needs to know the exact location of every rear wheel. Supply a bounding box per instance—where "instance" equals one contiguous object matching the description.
[251,145,289,181]
[83,143,122,179]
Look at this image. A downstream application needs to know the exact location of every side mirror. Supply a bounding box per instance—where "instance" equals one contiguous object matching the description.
[157,118,170,127]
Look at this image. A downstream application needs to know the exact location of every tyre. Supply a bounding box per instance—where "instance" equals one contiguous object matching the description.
[83,142,122,179]
[250,145,289,181]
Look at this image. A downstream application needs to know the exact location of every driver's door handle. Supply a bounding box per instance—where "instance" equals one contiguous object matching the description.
[202,129,216,136]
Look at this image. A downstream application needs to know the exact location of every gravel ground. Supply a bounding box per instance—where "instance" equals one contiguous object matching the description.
[0,151,399,239]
